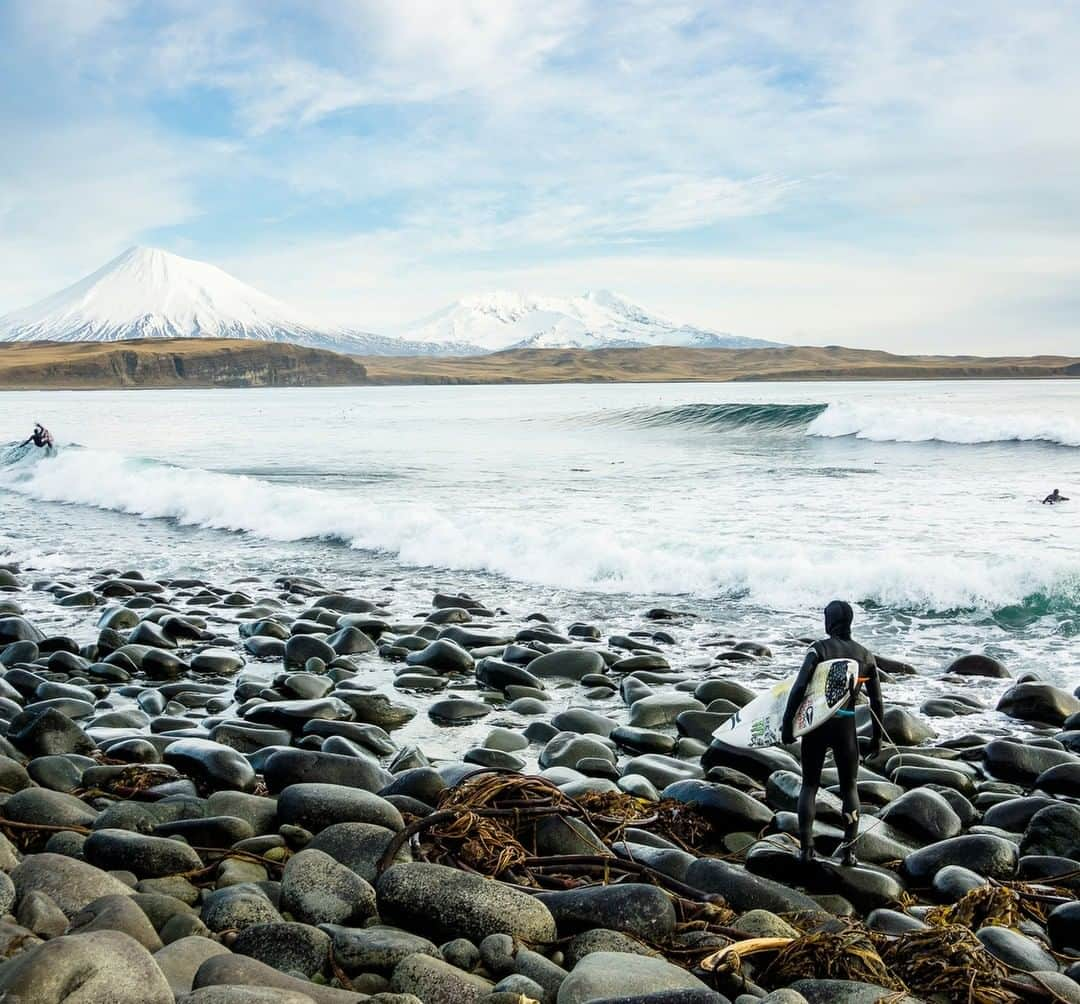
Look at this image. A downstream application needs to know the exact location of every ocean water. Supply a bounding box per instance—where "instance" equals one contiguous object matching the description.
[1,380,1077,749]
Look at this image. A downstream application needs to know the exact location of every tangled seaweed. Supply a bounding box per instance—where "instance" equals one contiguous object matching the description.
[926,884,1021,931]
[760,920,901,990]
[878,925,1014,1004]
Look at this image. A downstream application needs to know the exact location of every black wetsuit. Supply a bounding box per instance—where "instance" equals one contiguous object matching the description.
[22,426,52,449]
[781,600,884,864]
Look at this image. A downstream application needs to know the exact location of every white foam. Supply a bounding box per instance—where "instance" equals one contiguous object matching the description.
[2,445,1076,613]
[807,402,1080,447]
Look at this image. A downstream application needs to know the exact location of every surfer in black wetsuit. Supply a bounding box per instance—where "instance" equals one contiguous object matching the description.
[1042,489,1069,504]
[20,423,53,449]
[781,600,884,866]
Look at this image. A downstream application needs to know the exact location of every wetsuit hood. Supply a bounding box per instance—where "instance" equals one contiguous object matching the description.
[824,600,853,640]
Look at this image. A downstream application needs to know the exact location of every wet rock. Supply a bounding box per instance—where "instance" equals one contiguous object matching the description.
[527,649,606,680]
[663,779,773,832]
[16,889,69,938]
[308,821,411,883]
[429,698,491,723]
[878,788,962,843]
[702,741,800,783]
[984,739,1076,784]
[191,648,246,674]
[878,708,936,745]
[686,858,820,913]
[1020,803,1080,859]
[629,694,704,728]
[765,771,843,824]
[932,864,988,900]
[1036,762,1080,797]
[323,924,441,976]
[789,980,921,1004]
[0,929,173,1003]
[85,828,203,878]
[68,891,162,950]
[901,834,1018,885]
[193,953,366,1003]
[557,952,711,1004]
[551,707,617,738]
[11,852,135,917]
[536,883,676,941]
[0,615,45,645]
[233,920,331,977]
[153,935,231,995]
[983,795,1058,832]
[391,954,494,1004]
[201,884,282,933]
[277,782,403,834]
[264,748,393,794]
[406,639,475,674]
[3,786,97,828]
[281,848,377,926]
[8,705,96,756]
[376,862,557,944]
[540,733,616,769]
[164,737,257,792]
[946,654,1010,678]
[284,634,336,668]
[977,925,1059,972]
[1048,900,1080,953]
[997,682,1080,726]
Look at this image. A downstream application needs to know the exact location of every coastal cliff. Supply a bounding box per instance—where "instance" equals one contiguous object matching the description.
[0,339,368,389]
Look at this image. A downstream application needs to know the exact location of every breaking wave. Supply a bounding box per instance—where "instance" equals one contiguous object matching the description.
[1,442,1077,617]
[598,402,1080,447]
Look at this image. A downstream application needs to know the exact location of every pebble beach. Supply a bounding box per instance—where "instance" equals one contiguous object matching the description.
[0,556,1077,1004]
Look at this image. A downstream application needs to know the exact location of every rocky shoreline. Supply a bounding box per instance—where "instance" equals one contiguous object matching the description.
[0,561,1077,1004]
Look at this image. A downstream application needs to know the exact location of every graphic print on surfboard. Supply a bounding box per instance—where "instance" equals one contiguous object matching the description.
[711,658,859,749]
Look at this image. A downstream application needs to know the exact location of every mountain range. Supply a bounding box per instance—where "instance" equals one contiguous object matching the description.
[0,247,778,356]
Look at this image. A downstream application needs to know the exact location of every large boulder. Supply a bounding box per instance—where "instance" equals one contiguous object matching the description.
[997,683,1080,726]
[685,858,820,913]
[556,952,712,1004]
[946,654,1009,678]
[193,953,366,1003]
[984,739,1077,784]
[376,862,556,944]
[900,834,1018,885]
[535,884,676,941]
[1020,803,1080,859]
[391,954,494,1004]
[280,848,377,926]
[11,853,135,917]
[84,828,203,878]
[275,783,403,833]
[878,788,962,843]
[0,930,173,1003]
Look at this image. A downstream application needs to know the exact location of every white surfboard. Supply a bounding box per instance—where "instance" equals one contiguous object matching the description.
[710,658,860,749]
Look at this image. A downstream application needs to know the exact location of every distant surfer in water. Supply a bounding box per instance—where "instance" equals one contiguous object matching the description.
[781,600,884,866]
[1042,489,1069,504]
[20,423,54,449]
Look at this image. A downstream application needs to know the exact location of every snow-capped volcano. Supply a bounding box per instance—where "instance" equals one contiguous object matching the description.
[399,290,780,351]
[0,247,467,357]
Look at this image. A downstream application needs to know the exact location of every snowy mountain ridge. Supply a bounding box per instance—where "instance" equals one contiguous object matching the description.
[0,247,477,357]
[0,247,773,357]
[399,289,781,351]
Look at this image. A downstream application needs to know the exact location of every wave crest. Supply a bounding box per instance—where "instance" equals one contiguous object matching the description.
[594,401,1080,447]
[1,444,1077,616]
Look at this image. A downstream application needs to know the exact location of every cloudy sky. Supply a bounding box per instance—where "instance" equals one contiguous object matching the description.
[2,1,1078,351]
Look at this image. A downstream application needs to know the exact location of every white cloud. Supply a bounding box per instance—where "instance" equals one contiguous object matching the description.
[3,1,1080,351]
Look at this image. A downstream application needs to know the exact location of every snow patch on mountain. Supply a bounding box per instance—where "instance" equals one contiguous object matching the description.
[399,290,780,351]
